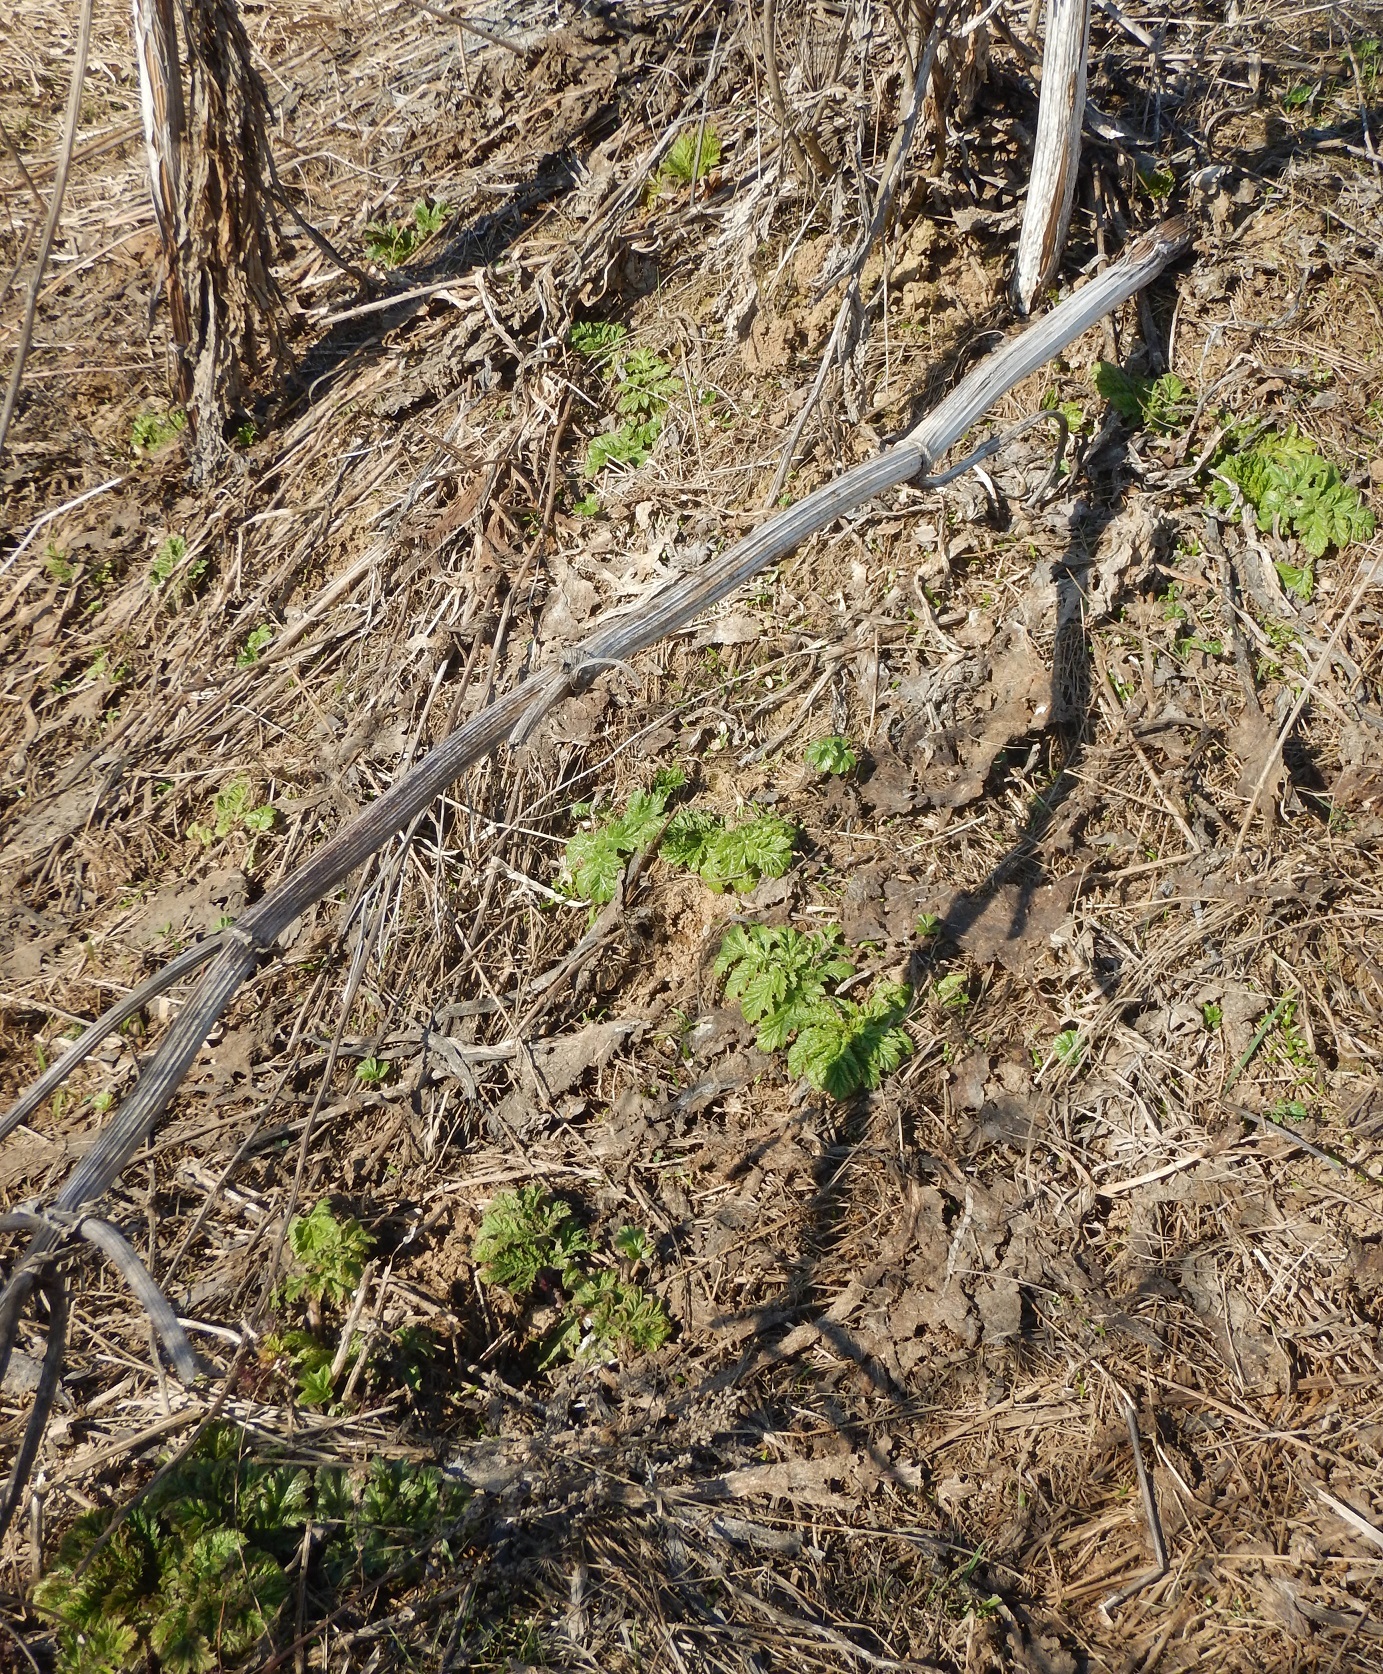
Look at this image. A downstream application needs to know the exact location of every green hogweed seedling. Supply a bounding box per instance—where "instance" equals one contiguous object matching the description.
[659,123,721,186]
[717,923,913,1099]
[715,924,855,1053]
[279,1200,374,1313]
[1210,424,1374,558]
[803,735,858,775]
[473,1189,670,1367]
[1093,361,1193,434]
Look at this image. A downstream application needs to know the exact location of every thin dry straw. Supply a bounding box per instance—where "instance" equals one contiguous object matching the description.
[0,216,1191,1530]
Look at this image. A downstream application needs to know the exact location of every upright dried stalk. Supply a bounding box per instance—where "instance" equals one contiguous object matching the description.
[132,0,192,390]
[1012,0,1092,313]
[131,0,286,473]
[180,0,285,471]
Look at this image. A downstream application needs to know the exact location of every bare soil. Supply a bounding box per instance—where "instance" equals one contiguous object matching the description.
[4,1,1383,1670]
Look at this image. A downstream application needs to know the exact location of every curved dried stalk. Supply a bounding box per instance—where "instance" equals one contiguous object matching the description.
[0,1267,67,1539]
[0,0,95,458]
[0,1210,202,1384]
[0,219,1191,1527]
[1012,0,1092,313]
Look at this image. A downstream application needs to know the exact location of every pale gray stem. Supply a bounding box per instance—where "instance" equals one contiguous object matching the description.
[1013,0,1092,313]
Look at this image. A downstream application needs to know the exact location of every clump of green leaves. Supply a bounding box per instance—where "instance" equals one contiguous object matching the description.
[1093,361,1193,434]
[787,982,913,1099]
[561,771,796,903]
[717,922,912,1099]
[475,1184,591,1293]
[32,1425,467,1673]
[280,1200,373,1313]
[585,419,662,475]
[44,543,74,583]
[571,324,685,478]
[562,767,687,903]
[715,924,855,1051]
[188,777,275,846]
[130,408,186,456]
[1040,387,1086,430]
[569,319,628,364]
[148,535,207,602]
[659,123,722,187]
[1209,424,1375,559]
[474,1187,670,1366]
[364,197,450,265]
[931,970,970,1013]
[661,807,797,893]
[355,1055,391,1085]
[236,623,275,665]
[804,735,858,776]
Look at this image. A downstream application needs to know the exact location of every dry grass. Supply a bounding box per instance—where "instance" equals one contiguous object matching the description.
[3,0,1383,1669]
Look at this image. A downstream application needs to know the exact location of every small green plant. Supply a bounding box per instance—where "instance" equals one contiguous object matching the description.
[131,408,186,456]
[572,491,600,516]
[188,777,275,845]
[355,1055,391,1086]
[280,1200,374,1313]
[1210,425,1374,557]
[1281,81,1317,110]
[148,535,208,602]
[1051,1027,1084,1066]
[717,923,912,1099]
[578,335,684,478]
[1273,999,1315,1070]
[585,418,661,476]
[236,623,275,665]
[804,735,858,776]
[264,1328,346,1407]
[562,768,686,904]
[148,534,186,584]
[1202,1001,1223,1030]
[364,197,450,265]
[612,347,684,418]
[1267,1097,1310,1122]
[915,912,942,939]
[43,543,74,583]
[659,123,721,187]
[1137,165,1176,200]
[234,420,257,448]
[715,924,855,1051]
[1093,361,1193,434]
[32,1426,468,1673]
[569,320,628,364]
[473,1188,670,1366]
[613,1225,654,1266]
[787,982,913,1099]
[932,970,970,1012]
[475,1184,590,1294]
[661,807,797,893]
[561,771,795,903]
[544,1268,673,1365]
[1040,387,1086,430]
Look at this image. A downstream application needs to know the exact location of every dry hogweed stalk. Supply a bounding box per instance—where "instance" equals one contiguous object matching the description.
[1013,0,1092,312]
[163,0,286,474]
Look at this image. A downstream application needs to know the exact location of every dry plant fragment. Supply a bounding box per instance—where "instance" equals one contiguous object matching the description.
[1013,0,1092,313]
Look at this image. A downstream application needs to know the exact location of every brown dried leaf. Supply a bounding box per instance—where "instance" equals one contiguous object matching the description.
[942,875,1079,977]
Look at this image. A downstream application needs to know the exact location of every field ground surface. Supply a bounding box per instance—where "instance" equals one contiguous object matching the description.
[4,1,1383,1669]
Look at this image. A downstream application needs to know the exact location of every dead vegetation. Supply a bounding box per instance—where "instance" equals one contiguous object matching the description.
[3,1,1383,1670]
